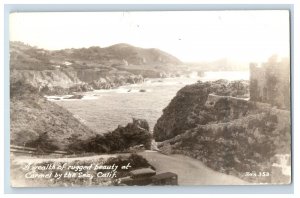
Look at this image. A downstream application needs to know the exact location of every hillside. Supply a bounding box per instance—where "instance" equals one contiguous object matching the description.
[10,82,96,150]
[56,43,182,66]
[10,41,181,72]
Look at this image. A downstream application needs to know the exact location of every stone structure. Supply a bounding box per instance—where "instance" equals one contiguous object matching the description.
[249,57,290,110]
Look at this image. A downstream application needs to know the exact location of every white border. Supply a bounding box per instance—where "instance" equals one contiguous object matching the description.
[1,0,299,197]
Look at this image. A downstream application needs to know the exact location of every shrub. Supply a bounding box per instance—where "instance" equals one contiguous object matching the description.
[67,119,152,154]
[26,132,59,153]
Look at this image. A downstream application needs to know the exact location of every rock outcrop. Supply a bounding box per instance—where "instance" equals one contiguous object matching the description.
[90,74,144,90]
[154,80,250,141]
[154,80,291,183]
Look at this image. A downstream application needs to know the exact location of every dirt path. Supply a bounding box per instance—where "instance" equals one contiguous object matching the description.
[139,151,248,185]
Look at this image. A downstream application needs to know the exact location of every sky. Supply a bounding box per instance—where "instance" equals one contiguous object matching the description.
[9,11,290,63]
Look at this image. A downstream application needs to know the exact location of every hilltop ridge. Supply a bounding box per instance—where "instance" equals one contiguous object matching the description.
[10,41,182,70]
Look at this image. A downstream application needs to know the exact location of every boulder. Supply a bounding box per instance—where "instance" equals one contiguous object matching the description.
[153,80,250,141]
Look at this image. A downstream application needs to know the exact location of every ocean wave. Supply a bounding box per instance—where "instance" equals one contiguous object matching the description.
[45,94,98,101]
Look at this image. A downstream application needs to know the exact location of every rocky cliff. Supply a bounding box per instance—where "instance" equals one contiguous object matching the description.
[10,69,83,89]
[10,69,144,95]
[154,80,291,184]
[154,80,250,141]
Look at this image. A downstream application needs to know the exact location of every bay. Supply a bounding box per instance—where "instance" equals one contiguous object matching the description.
[51,71,249,134]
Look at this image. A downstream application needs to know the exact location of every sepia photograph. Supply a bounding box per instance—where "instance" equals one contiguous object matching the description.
[9,11,291,187]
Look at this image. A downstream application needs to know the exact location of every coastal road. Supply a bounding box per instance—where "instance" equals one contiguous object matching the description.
[13,151,248,185]
[139,151,248,185]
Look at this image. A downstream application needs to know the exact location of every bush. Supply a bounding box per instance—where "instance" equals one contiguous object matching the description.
[10,80,40,99]
[26,132,59,153]
[67,119,152,154]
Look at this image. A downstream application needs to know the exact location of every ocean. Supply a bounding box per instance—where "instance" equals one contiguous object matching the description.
[49,71,249,134]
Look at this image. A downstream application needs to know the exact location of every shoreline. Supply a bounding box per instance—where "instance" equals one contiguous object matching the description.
[44,73,250,102]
